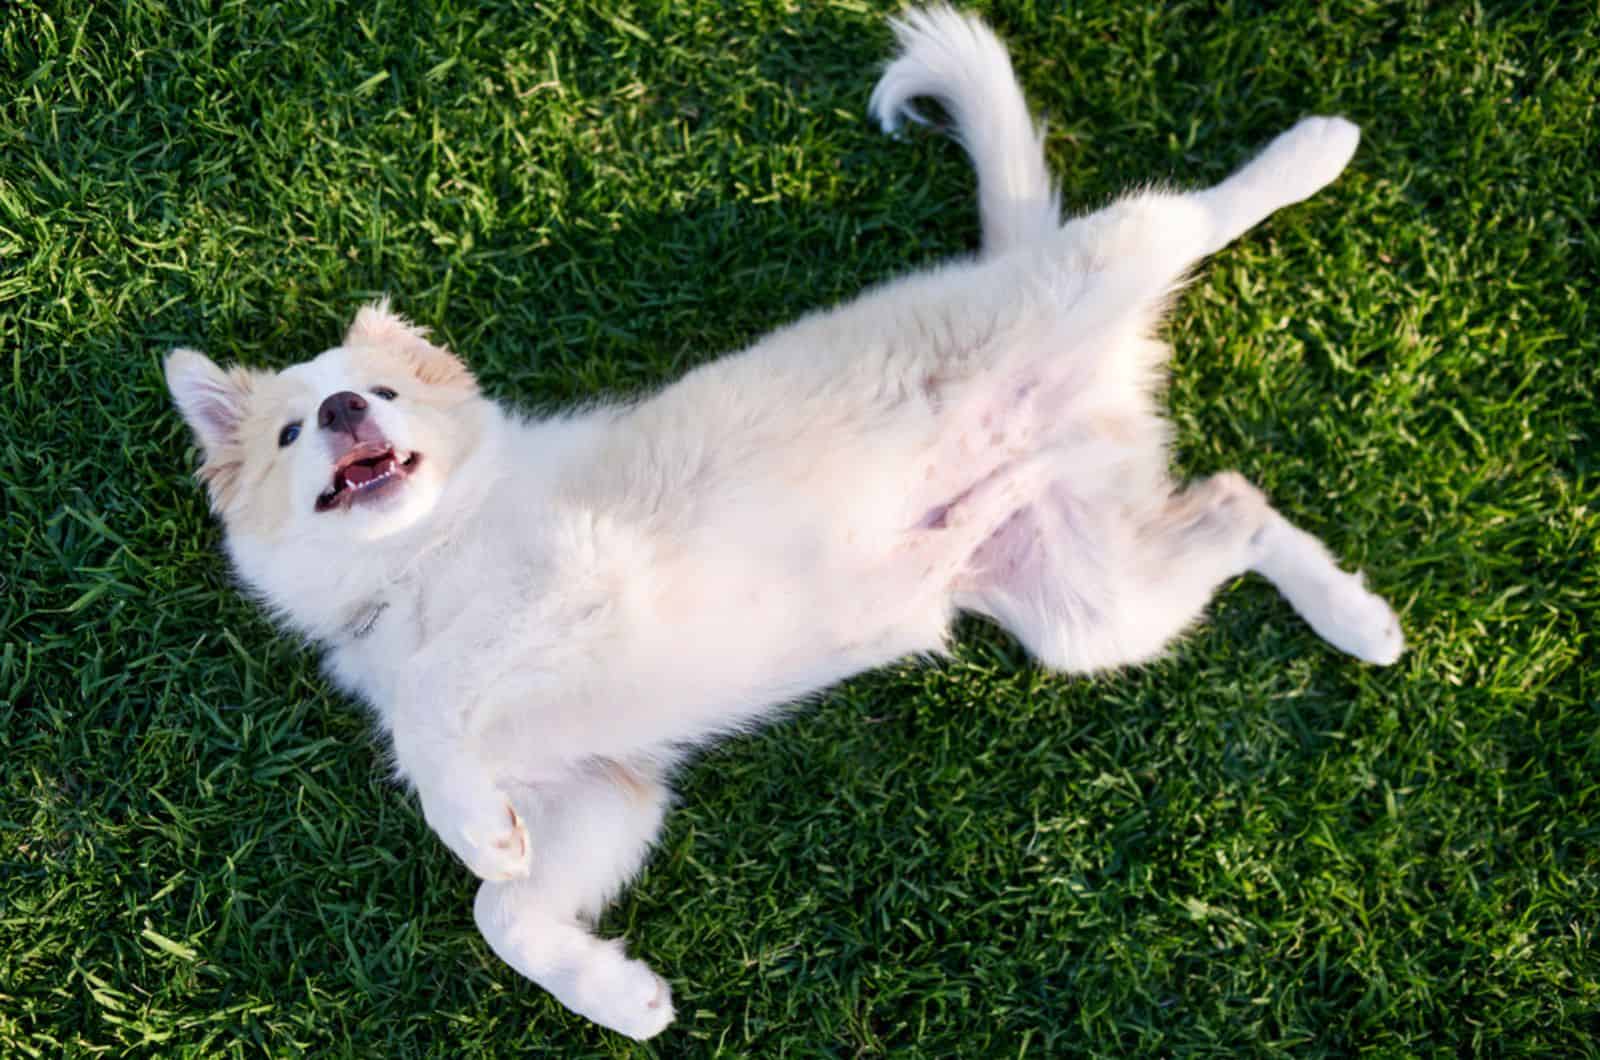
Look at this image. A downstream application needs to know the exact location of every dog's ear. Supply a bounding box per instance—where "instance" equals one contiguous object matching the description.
[166,348,253,456]
[344,298,476,392]
[165,348,257,512]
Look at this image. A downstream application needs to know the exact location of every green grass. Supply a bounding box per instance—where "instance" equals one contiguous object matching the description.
[3,0,1597,1054]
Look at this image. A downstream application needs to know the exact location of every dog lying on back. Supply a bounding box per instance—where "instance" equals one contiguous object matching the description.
[166,6,1402,1040]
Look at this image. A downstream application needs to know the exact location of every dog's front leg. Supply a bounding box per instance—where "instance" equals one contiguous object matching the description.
[473,762,674,1040]
[391,718,532,881]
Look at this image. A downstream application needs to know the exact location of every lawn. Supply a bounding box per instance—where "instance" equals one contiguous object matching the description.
[3,0,1596,1054]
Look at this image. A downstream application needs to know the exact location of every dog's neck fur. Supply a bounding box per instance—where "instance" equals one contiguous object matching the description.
[342,598,391,640]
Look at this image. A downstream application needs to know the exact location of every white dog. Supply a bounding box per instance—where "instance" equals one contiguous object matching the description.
[166,6,1402,1040]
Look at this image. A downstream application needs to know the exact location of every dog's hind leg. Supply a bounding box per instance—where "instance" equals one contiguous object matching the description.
[964,472,1402,671]
[1246,496,1405,665]
[472,761,674,1040]
[1046,117,1361,289]
[959,473,1259,671]
[1136,472,1404,666]
[1194,117,1362,255]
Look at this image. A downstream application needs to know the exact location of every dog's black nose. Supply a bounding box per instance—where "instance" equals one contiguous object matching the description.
[318,390,368,437]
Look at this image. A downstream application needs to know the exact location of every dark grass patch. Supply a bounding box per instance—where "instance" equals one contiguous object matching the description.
[3,0,1597,1054]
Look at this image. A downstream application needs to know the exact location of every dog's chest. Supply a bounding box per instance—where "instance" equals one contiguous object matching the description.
[323,585,428,724]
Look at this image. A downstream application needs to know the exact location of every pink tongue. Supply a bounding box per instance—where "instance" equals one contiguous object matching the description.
[344,462,376,486]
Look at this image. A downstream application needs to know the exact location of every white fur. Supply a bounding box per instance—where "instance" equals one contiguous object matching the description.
[871,5,1059,256]
[168,7,1401,1040]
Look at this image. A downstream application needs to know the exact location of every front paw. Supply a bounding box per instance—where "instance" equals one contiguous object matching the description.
[564,941,676,1041]
[422,785,531,881]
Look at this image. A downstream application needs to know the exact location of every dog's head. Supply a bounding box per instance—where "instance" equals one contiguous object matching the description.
[166,301,491,622]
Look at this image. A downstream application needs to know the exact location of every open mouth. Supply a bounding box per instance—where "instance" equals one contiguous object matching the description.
[315,444,422,512]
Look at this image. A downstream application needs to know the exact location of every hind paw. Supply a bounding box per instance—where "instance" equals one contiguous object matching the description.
[1257,116,1362,207]
[1305,570,1405,666]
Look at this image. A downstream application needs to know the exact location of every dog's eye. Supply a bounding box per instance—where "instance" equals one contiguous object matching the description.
[278,422,301,447]
[372,386,398,401]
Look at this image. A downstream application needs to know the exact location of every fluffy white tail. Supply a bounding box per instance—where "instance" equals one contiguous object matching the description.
[869,5,1059,258]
